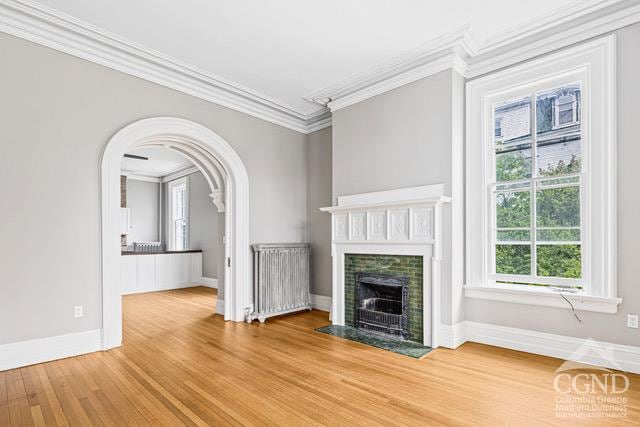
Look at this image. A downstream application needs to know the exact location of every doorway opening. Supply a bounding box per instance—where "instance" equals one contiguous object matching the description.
[100,117,251,349]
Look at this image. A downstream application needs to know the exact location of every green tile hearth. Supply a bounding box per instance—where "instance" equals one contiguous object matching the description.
[344,254,423,343]
[315,325,431,359]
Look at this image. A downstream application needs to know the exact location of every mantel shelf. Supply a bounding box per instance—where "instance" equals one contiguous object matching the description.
[320,196,451,213]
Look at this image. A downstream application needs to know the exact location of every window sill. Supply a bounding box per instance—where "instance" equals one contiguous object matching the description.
[464,284,622,314]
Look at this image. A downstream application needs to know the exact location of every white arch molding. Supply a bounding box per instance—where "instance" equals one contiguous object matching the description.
[100,117,251,350]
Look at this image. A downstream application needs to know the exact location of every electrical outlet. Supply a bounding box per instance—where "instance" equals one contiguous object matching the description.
[74,305,84,318]
[627,314,638,329]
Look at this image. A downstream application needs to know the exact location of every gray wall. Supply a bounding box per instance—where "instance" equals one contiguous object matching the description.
[331,70,459,325]
[306,127,333,297]
[0,32,307,345]
[126,179,160,244]
[187,172,223,279]
[332,71,453,199]
[465,24,640,347]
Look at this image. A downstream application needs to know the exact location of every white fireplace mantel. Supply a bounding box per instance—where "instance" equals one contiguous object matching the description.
[320,184,450,348]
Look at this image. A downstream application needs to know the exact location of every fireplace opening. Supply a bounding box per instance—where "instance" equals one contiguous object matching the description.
[356,272,409,339]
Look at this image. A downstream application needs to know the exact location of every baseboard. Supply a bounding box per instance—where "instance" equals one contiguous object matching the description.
[123,282,207,295]
[310,294,331,312]
[440,321,640,374]
[216,298,224,315]
[438,322,467,349]
[0,329,102,372]
[199,277,218,289]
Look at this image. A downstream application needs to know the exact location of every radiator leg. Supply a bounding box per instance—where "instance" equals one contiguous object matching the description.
[258,315,267,324]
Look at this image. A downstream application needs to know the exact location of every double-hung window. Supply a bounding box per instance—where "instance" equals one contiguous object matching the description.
[168,177,189,251]
[465,36,620,313]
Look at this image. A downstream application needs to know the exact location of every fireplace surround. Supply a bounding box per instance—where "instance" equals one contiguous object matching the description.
[321,184,450,348]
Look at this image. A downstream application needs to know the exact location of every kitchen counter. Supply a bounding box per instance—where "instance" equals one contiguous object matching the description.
[121,249,203,256]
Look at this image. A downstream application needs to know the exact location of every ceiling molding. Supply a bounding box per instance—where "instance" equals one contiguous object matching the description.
[121,173,161,183]
[477,0,626,53]
[306,0,637,112]
[0,0,331,134]
[1,0,636,124]
[305,25,475,112]
[326,53,468,112]
[467,0,640,78]
[162,166,200,183]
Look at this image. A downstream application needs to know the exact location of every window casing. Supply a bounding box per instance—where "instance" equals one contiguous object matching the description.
[465,36,618,311]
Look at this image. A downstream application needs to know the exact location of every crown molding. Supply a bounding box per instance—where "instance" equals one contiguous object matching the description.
[0,0,331,134]
[305,25,475,112]
[466,0,640,78]
[162,165,200,183]
[307,0,638,111]
[121,173,162,183]
[477,0,626,53]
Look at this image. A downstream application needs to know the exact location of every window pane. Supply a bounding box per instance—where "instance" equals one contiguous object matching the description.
[536,186,580,227]
[537,229,580,242]
[496,245,531,275]
[497,230,530,242]
[496,191,530,228]
[537,244,581,278]
[537,136,581,176]
[536,84,581,176]
[496,147,532,182]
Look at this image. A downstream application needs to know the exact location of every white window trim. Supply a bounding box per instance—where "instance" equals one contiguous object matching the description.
[167,177,189,251]
[465,35,620,313]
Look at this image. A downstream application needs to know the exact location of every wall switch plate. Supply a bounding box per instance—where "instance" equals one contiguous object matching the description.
[627,314,638,329]
[74,305,84,318]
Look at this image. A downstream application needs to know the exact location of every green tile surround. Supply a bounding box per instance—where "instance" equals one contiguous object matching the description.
[344,254,423,343]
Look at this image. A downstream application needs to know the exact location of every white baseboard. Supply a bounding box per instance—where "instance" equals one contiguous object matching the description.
[438,322,467,349]
[439,321,640,374]
[216,298,224,315]
[310,294,331,312]
[199,277,218,289]
[0,329,102,372]
[122,281,209,295]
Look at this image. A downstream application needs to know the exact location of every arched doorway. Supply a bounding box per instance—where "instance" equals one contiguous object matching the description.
[100,117,250,349]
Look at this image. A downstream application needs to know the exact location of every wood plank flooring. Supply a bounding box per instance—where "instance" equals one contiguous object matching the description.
[1,286,639,425]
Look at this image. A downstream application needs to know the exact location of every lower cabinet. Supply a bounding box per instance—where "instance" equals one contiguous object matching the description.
[121,252,203,294]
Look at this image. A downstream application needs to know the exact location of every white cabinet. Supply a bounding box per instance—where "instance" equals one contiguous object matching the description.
[121,252,203,294]
[121,255,137,293]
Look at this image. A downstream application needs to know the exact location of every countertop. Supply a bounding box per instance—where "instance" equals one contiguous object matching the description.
[121,249,203,256]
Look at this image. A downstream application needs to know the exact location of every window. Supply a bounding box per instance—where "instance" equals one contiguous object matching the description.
[465,36,619,312]
[168,177,189,251]
[492,84,582,288]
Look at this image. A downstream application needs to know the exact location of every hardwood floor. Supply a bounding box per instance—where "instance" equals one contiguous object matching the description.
[1,286,638,426]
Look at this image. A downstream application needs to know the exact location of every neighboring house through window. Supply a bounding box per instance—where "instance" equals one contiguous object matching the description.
[465,36,619,313]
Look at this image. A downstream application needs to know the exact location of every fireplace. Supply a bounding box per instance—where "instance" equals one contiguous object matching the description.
[356,272,409,339]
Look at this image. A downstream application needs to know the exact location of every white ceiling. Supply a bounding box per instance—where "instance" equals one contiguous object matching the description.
[40,0,579,116]
[121,147,192,178]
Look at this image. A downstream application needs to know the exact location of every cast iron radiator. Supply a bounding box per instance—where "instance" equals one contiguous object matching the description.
[250,243,311,323]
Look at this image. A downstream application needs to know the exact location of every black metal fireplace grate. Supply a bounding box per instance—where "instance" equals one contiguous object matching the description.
[356,273,409,339]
